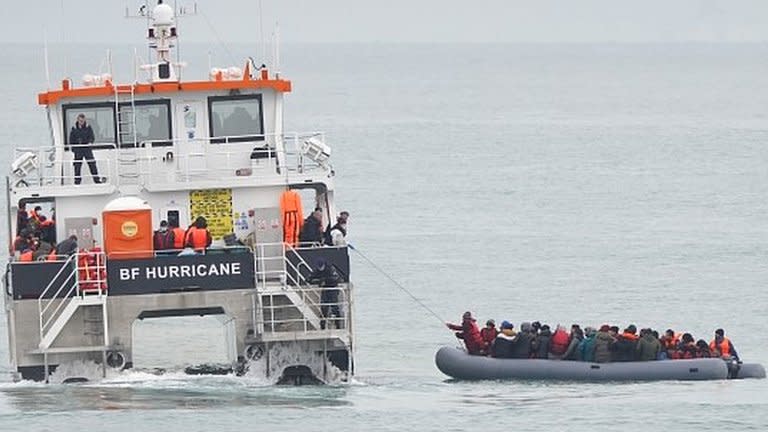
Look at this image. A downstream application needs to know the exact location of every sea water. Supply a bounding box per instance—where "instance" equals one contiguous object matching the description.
[0,43,767,431]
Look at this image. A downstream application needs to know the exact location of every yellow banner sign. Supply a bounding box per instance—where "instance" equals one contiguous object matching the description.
[189,188,233,240]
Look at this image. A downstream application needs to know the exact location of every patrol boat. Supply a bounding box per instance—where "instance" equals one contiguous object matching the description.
[4,2,354,384]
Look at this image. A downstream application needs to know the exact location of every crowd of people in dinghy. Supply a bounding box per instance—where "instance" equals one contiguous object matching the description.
[447,311,740,363]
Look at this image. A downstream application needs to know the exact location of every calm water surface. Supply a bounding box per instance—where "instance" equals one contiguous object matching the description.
[0,43,767,431]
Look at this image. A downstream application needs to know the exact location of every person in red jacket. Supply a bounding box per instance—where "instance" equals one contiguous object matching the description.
[446,311,487,355]
[480,319,498,346]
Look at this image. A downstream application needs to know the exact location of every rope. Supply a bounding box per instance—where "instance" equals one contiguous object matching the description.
[348,243,447,326]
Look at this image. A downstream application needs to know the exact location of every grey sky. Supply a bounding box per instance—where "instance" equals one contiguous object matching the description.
[2,0,768,44]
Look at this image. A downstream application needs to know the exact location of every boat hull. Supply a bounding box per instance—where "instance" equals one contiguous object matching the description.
[435,346,765,381]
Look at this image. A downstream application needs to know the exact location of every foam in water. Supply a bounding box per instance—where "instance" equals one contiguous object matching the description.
[243,342,347,385]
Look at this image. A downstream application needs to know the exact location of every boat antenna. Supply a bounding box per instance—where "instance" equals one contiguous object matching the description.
[60,0,68,79]
[258,0,265,65]
[347,243,448,325]
[43,31,51,89]
[199,6,237,65]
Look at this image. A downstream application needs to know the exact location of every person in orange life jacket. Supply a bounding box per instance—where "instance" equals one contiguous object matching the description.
[153,220,175,252]
[532,324,552,359]
[660,328,680,358]
[68,113,103,185]
[185,216,212,251]
[28,205,43,228]
[673,333,697,360]
[548,325,571,360]
[611,325,639,362]
[695,340,712,358]
[170,221,186,250]
[12,228,32,253]
[446,311,487,355]
[16,202,28,236]
[709,328,739,361]
[18,246,33,262]
[480,319,498,346]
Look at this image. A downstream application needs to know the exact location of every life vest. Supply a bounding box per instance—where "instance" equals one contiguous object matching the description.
[550,327,570,355]
[186,227,209,251]
[172,227,186,248]
[46,249,58,261]
[709,338,731,357]
[620,332,639,341]
[662,333,680,350]
[153,230,174,250]
[78,248,107,292]
[28,209,42,226]
[279,190,304,246]
[19,250,33,262]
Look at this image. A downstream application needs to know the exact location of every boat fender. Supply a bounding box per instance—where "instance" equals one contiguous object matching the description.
[106,351,127,370]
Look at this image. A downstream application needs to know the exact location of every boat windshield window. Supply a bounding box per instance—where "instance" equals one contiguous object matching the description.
[208,94,264,143]
[63,104,116,148]
[118,100,172,147]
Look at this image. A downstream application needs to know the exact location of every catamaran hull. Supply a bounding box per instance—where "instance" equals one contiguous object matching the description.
[435,346,766,381]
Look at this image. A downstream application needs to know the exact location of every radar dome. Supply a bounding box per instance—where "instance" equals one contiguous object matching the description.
[152,3,175,26]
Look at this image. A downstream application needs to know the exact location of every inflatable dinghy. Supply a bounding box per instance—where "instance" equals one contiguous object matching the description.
[436,346,766,381]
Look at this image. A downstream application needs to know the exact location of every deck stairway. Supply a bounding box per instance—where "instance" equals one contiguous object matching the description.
[252,244,351,343]
[35,252,110,381]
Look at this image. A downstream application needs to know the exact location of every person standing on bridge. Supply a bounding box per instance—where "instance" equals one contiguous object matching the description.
[68,114,103,185]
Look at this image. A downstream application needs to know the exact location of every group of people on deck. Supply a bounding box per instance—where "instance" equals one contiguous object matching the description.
[153,216,213,253]
[11,203,67,261]
[299,209,350,247]
[447,311,740,363]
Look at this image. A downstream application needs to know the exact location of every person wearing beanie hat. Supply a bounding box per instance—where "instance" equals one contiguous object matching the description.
[446,312,486,355]
[490,321,518,359]
[480,319,498,346]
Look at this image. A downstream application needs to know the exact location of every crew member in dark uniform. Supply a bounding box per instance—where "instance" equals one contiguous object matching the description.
[308,260,343,329]
[68,113,102,185]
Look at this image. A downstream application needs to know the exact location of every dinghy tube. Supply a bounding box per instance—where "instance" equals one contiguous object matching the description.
[435,346,766,381]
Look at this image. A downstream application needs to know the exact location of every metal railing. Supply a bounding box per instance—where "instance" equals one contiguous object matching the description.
[253,242,350,336]
[10,132,331,190]
[37,251,108,345]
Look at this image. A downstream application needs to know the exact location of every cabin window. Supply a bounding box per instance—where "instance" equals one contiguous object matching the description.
[208,94,264,143]
[117,100,172,147]
[63,103,116,149]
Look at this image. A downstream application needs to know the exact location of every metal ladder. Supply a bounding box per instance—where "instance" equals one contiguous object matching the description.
[114,84,140,183]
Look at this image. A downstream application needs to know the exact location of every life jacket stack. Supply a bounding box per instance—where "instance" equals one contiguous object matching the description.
[77,247,107,293]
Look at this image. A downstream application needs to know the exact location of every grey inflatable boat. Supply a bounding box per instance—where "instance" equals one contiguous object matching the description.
[436,346,766,381]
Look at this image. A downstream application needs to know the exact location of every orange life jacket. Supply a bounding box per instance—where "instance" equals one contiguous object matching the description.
[549,327,570,355]
[172,227,186,248]
[709,337,731,357]
[662,333,680,350]
[47,249,58,261]
[186,227,209,250]
[28,209,42,225]
[19,250,33,262]
[279,190,304,246]
[621,332,639,341]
